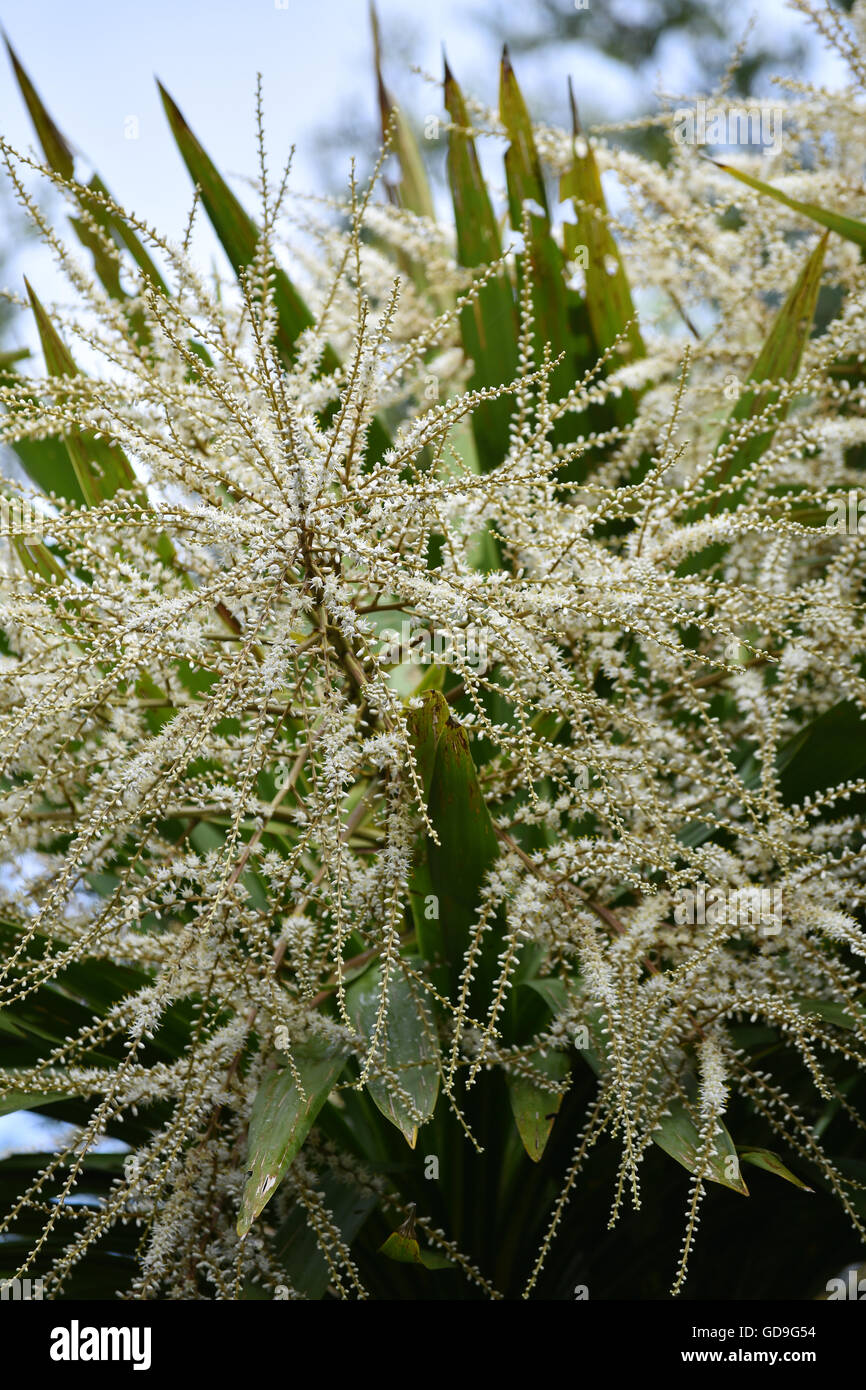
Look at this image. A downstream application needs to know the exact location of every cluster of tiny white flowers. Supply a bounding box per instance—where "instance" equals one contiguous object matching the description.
[0,8,865,1296]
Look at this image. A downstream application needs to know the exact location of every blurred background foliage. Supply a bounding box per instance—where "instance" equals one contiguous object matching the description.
[311,0,853,185]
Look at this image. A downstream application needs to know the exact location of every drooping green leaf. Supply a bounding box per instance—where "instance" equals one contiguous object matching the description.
[738,1148,813,1191]
[347,961,439,1147]
[507,1050,571,1161]
[653,1101,749,1195]
[238,1041,346,1236]
[370,2,434,222]
[713,160,866,251]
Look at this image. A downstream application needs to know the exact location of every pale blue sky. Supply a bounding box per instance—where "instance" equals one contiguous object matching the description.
[0,0,848,348]
[0,0,847,242]
[0,1,514,242]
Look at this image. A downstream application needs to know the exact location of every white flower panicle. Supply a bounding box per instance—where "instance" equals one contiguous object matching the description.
[0,15,865,1297]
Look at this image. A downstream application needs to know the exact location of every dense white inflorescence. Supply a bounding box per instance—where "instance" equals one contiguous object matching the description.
[1,7,865,1297]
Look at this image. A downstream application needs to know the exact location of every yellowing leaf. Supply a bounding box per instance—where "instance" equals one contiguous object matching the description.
[560,81,644,363]
[378,1209,453,1269]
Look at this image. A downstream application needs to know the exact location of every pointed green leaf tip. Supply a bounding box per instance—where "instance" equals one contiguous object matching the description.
[347,962,439,1147]
[443,54,518,471]
[157,76,392,462]
[653,1101,749,1195]
[499,47,572,422]
[500,43,549,222]
[4,34,74,180]
[738,1148,813,1192]
[711,231,827,509]
[369,0,434,221]
[25,278,136,505]
[7,38,167,299]
[157,79,316,367]
[24,277,77,379]
[237,1040,345,1236]
[443,55,501,269]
